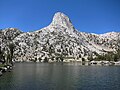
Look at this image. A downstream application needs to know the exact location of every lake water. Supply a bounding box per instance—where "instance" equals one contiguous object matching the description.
[0,63,120,90]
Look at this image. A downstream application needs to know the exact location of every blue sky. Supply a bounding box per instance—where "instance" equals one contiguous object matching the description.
[0,0,120,34]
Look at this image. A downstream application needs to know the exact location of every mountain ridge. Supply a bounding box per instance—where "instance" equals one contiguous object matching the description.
[0,12,120,62]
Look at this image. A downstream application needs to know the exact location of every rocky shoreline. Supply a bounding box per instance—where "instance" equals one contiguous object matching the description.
[57,61,120,66]
[16,60,120,66]
[0,60,120,76]
[88,60,120,66]
[0,65,13,76]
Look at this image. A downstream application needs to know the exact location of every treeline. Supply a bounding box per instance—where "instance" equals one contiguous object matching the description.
[0,43,15,66]
[88,49,120,62]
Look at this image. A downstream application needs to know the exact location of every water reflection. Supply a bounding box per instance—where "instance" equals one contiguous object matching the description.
[0,63,120,90]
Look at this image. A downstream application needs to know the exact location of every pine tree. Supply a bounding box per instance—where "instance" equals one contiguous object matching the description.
[8,43,15,65]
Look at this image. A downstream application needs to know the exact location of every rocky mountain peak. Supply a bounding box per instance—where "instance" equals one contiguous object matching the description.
[0,12,120,62]
[50,12,75,32]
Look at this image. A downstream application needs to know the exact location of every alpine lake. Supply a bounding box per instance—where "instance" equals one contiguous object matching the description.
[0,62,120,90]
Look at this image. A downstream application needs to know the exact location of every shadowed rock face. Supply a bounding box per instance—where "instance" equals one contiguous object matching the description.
[0,12,120,62]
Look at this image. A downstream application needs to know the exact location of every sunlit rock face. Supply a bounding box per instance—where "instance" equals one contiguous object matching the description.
[51,12,75,33]
[0,12,120,62]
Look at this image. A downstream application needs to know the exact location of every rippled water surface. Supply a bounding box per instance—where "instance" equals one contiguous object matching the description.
[0,63,120,90]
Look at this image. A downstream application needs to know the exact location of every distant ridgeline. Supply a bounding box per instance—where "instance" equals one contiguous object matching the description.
[0,12,120,63]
